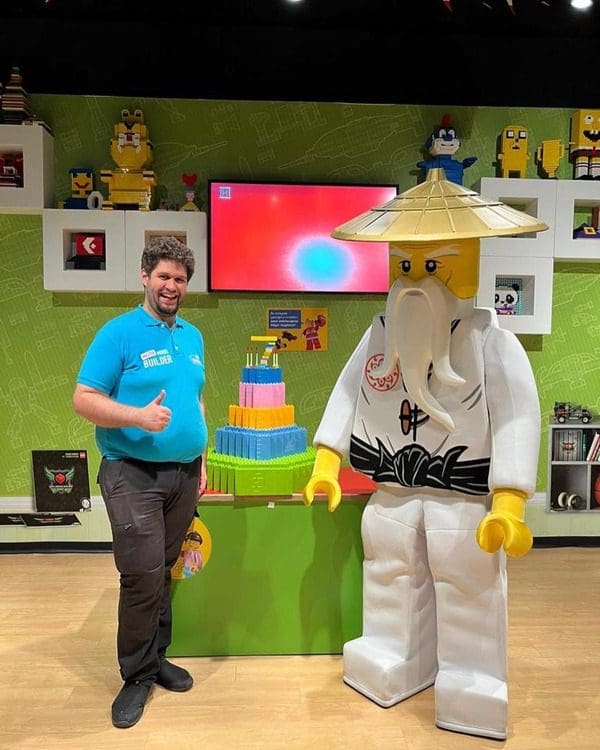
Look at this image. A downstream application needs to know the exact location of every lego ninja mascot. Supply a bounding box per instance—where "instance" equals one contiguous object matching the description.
[304,169,546,741]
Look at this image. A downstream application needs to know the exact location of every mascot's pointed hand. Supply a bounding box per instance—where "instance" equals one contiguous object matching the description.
[476,489,532,558]
[303,445,342,513]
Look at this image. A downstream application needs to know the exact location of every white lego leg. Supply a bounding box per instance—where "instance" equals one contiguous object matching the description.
[343,489,437,707]
[425,494,509,740]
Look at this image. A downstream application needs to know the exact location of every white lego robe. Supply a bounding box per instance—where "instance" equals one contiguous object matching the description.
[313,307,540,740]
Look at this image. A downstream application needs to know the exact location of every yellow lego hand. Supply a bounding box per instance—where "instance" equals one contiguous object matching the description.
[303,445,342,513]
[476,489,533,558]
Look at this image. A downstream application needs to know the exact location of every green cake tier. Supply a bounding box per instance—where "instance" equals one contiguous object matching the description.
[207,446,317,496]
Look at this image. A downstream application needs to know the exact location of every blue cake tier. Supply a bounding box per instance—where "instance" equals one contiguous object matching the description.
[214,425,307,460]
[241,366,282,384]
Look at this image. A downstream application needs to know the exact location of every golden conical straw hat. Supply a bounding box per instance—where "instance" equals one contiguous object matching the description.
[332,168,548,242]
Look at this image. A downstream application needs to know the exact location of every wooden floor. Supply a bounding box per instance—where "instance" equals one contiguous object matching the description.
[1,548,599,750]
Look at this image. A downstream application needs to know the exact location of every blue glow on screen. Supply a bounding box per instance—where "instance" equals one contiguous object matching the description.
[291,236,352,288]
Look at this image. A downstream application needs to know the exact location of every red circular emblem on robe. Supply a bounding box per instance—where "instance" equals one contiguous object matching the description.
[365,353,400,391]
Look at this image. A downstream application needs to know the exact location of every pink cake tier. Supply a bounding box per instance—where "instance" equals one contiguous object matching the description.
[238,381,286,408]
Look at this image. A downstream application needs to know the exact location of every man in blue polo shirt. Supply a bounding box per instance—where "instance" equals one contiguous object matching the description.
[73,236,207,729]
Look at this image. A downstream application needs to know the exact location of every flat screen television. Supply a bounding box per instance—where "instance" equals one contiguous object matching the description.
[208,180,398,293]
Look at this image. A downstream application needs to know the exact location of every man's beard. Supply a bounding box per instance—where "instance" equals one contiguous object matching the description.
[372,276,474,432]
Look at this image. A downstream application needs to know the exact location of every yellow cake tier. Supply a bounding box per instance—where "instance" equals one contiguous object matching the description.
[227,404,295,429]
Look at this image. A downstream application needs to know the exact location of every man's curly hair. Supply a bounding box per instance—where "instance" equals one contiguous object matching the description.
[141,235,195,281]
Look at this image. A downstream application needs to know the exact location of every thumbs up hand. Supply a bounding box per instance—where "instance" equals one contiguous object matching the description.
[138,389,172,432]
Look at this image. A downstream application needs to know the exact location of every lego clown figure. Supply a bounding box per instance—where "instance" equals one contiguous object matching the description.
[303,169,546,741]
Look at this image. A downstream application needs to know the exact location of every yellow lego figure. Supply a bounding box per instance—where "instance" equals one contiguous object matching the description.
[100,108,157,210]
[569,109,600,179]
[536,139,564,179]
[497,125,529,178]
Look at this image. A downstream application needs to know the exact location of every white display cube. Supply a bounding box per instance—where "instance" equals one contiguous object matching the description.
[476,255,554,335]
[473,177,557,259]
[0,124,54,212]
[42,209,126,291]
[554,179,600,261]
[124,211,207,292]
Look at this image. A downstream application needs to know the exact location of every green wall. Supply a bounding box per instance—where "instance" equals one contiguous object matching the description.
[1,95,598,508]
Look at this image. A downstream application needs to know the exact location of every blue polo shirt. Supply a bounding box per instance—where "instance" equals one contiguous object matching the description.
[77,305,207,463]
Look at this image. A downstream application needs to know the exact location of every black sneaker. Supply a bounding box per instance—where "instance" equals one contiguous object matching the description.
[111,679,153,729]
[156,659,193,692]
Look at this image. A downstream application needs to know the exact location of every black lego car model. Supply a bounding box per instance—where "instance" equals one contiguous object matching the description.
[553,401,593,424]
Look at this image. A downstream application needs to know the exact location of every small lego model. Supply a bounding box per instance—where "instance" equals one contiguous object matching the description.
[553,492,584,511]
[67,233,106,270]
[497,125,530,178]
[553,401,592,424]
[416,114,477,185]
[0,151,24,187]
[572,223,600,239]
[180,172,200,211]
[569,108,600,179]
[61,167,95,209]
[0,66,34,124]
[494,283,520,315]
[536,138,564,178]
[100,108,157,210]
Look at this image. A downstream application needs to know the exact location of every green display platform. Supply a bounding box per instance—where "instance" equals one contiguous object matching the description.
[169,498,366,656]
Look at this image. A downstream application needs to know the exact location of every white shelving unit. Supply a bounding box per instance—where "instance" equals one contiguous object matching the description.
[554,179,600,262]
[476,255,554,334]
[548,421,600,512]
[42,209,126,291]
[472,177,555,335]
[42,209,207,293]
[0,123,54,212]
[124,210,207,293]
[474,177,557,259]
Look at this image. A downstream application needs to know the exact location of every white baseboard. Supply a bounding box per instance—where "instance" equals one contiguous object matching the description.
[0,495,105,513]
[1,491,549,512]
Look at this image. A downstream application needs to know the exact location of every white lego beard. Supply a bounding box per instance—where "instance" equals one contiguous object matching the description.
[372,276,473,432]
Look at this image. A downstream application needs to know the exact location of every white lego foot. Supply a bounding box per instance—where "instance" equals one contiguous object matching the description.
[435,669,508,740]
[343,635,436,707]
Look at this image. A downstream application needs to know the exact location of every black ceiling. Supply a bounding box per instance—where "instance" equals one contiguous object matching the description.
[1,0,600,106]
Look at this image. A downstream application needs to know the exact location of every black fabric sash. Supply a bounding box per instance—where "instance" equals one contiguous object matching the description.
[349,434,490,496]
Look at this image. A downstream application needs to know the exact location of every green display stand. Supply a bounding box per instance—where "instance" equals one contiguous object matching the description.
[169,498,366,656]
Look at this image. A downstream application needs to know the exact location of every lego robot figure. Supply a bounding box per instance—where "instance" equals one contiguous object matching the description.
[536,139,564,179]
[416,114,477,185]
[100,108,157,210]
[569,109,600,179]
[497,125,530,178]
[304,170,545,741]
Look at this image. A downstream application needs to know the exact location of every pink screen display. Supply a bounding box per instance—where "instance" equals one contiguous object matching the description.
[209,181,397,292]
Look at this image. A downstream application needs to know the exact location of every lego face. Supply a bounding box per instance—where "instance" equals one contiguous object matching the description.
[570,109,600,149]
[495,284,519,315]
[388,238,480,299]
[70,169,93,195]
[502,126,528,151]
[110,108,153,169]
[430,126,460,156]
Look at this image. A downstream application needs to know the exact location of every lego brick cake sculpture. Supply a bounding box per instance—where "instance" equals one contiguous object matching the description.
[207,336,316,495]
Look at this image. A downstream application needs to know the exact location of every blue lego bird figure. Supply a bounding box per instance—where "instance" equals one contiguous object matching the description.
[417,114,477,185]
